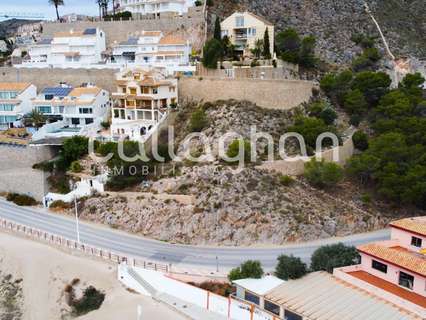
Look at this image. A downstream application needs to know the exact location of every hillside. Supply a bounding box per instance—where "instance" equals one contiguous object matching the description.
[0,19,40,39]
[211,0,426,65]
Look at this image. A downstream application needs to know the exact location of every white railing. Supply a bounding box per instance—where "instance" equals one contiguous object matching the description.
[0,217,169,272]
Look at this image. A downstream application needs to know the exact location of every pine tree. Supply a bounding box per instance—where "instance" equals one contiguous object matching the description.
[214,17,221,41]
[263,28,271,59]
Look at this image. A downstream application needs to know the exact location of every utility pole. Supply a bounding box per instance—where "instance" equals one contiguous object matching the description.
[74,195,81,243]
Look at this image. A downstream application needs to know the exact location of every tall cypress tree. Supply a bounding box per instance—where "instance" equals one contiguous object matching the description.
[263,28,271,59]
[214,17,222,40]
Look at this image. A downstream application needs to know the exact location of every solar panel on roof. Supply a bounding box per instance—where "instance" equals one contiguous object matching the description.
[83,28,97,35]
[38,38,52,45]
[42,87,73,97]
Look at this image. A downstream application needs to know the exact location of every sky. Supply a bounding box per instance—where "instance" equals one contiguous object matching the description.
[0,0,100,21]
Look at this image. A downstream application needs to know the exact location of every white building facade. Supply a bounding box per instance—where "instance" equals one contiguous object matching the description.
[0,83,37,130]
[111,68,177,141]
[117,0,195,17]
[110,31,193,75]
[20,28,106,68]
[32,84,110,140]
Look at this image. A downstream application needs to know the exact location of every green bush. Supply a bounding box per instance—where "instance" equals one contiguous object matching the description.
[288,116,338,149]
[70,161,82,173]
[71,286,105,316]
[189,108,208,132]
[352,131,369,151]
[275,255,307,280]
[310,243,360,273]
[279,175,295,186]
[100,121,110,129]
[319,108,337,125]
[349,114,362,127]
[32,160,54,172]
[228,260,264,281]
[202,38,223,69]
[6,193,37,206]
[304,159,343,189]
[49,200,71,209]
[226,139,251,163]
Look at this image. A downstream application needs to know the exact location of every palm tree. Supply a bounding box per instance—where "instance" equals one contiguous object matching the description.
[112,0,116,16]
[96,0,103,19]
[25,110,46,128]
[49,0,64,21]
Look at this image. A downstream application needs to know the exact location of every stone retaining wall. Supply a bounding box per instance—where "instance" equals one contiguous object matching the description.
[257,136,355,175]
[179,77,315,110]
[0,144,56,201]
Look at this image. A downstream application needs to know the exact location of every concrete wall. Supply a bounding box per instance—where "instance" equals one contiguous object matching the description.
[179,77,315,110]
[41,8,204,49]
[0,144,56,201]
[0,67,117,92]
[257,136,355,176]
[196,64,299,80]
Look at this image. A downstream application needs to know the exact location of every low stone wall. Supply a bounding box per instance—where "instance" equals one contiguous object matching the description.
[0,67,117,92]
[0,144,56,201]
[257,137,355,175]
[179,77,315,110]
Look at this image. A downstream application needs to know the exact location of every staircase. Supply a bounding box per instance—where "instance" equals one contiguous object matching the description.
[127,266,158,296]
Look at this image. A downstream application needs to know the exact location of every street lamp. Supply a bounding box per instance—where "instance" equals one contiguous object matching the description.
[74,192,81,243]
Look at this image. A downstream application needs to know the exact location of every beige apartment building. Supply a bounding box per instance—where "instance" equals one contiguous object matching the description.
[220,11,274,58]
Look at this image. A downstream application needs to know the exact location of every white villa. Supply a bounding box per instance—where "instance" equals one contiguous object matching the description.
[19,28,106,68]
[0,82,37,130]
[31,84,110,140]
[221,11,274,58]
[111,68,177,141]
[116,0,195,17]
[110,31,193,75]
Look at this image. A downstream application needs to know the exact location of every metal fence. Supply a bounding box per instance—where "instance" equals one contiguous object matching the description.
[0,217,169,273]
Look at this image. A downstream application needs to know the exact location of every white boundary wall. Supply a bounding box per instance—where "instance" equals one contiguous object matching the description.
[119,265,280,320]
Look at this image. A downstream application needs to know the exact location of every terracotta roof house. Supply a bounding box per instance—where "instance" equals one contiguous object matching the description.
[0,82,37,130]
[333,216,426,319]
[110,68,177,142]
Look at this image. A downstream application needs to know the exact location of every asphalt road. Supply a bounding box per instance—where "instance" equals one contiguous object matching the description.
[0,198,390,271]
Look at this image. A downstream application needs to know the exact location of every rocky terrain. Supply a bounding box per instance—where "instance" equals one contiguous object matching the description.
[62,165,408,245]
[0,19,39,39]
[0,270,23,320]
[212,0,426,65]
[57,100,421,246]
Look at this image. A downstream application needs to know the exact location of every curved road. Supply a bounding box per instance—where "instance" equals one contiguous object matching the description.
[0,199,390,271]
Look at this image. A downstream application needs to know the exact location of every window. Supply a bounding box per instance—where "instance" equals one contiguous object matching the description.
[129,87,137,95]
[399,271,414,290]
[244,291,259,305]
[152,88,158,94]
[85,118,94,125]
[248,28,256,36]
[0,104,14,111]
[372,260,388,273]
[264,300,280,316]
[79,108,93,114]
[284,310,302,320]
[0,115,17,124]
[71,118,80,125]
[236,16,244,27]
[411,236,422,248]
[0,91,17,99]
[37,106,52,114]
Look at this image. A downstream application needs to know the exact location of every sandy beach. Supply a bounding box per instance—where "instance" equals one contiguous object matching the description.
[0,231,185,320]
